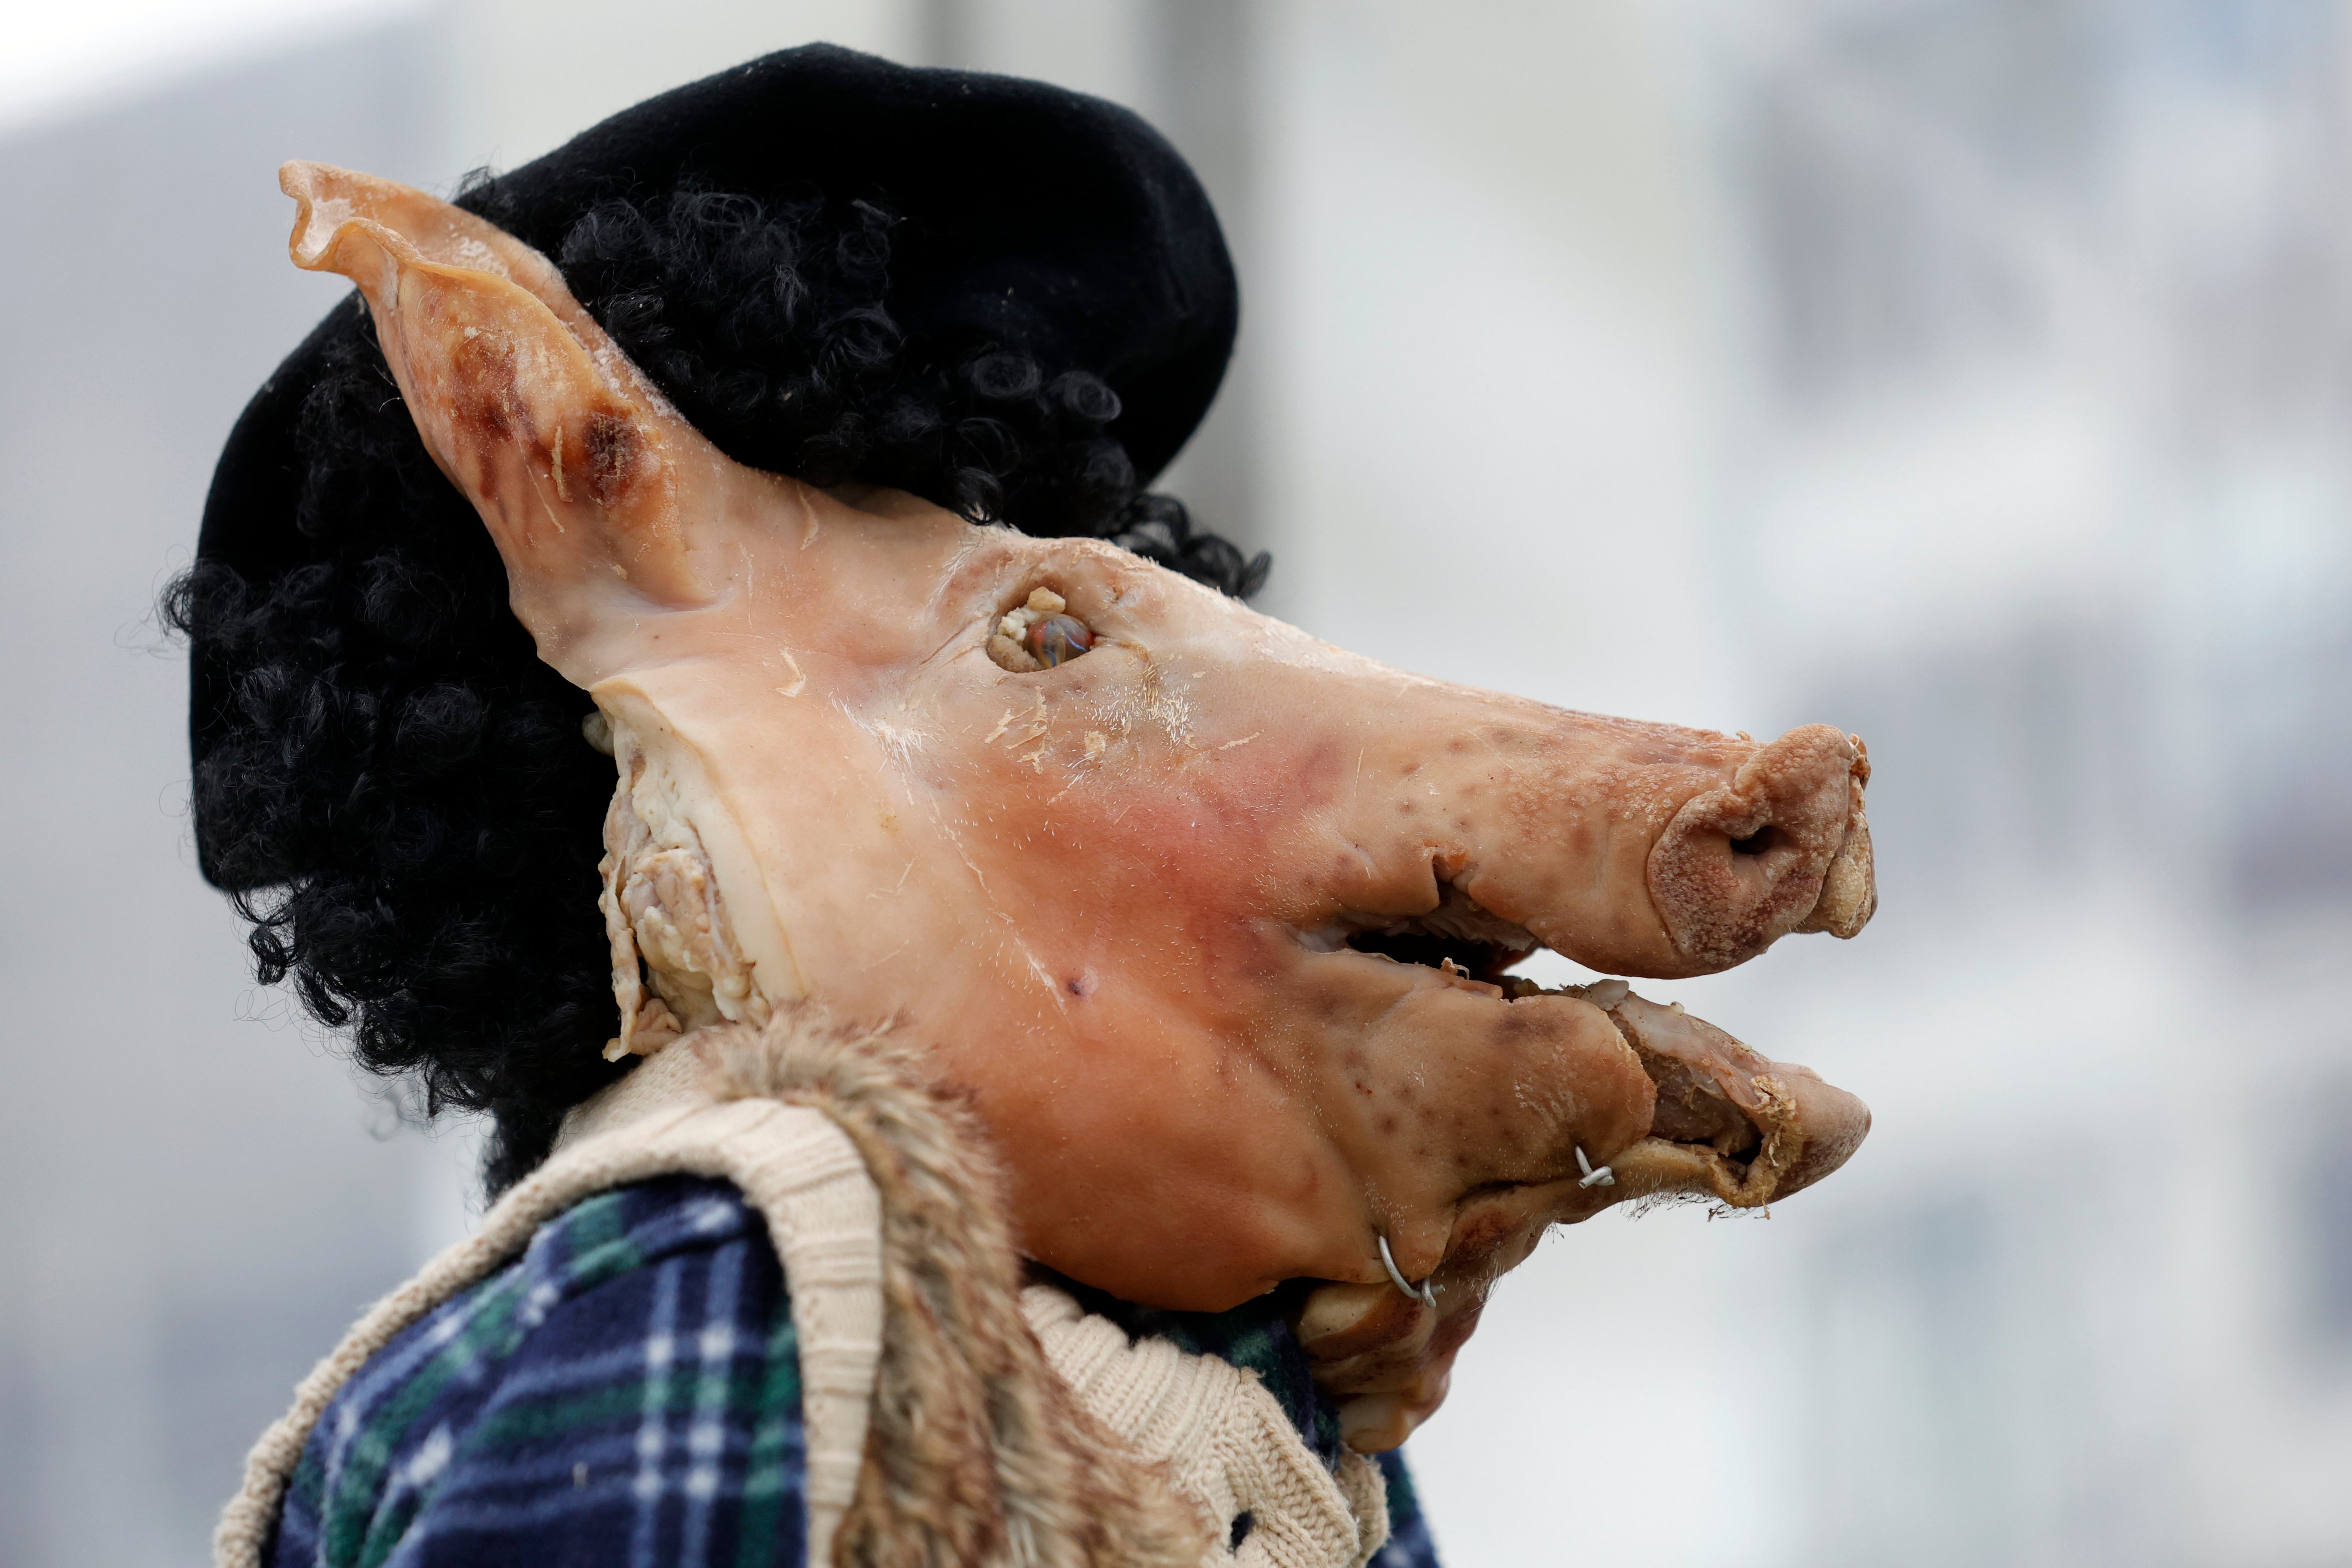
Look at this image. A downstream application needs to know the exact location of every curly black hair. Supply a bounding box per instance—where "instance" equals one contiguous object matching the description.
[170,184,1268,1192]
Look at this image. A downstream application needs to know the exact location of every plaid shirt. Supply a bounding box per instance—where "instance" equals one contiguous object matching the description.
[267,1176,1440,1568]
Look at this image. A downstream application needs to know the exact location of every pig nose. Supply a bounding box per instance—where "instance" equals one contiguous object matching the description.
[1646,724,1875,971]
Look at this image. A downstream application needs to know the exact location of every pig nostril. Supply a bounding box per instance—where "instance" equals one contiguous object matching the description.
[1729,828,1775,857]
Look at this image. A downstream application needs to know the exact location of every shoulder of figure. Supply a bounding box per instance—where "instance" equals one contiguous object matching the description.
[269,1175,808,1568]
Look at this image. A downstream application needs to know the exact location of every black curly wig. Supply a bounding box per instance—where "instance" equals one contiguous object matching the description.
[174,47,1265,1191]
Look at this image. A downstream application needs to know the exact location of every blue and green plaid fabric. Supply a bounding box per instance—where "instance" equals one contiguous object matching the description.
[268,1175,1439,1567]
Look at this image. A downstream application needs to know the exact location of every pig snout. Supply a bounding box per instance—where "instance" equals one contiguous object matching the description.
[1647,724,1875,971]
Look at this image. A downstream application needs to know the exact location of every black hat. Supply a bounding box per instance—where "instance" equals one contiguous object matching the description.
[467,41,1240,487]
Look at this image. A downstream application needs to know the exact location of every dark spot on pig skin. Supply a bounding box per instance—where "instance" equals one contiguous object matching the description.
[1066,974,1091,998]
[1377,1115,1399,1136]
[1489,1008,1550,1045]
[584,412,642,506]
[450,359,524,448]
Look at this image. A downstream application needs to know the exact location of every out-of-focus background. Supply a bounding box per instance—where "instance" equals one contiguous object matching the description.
[5,0,2349,1563]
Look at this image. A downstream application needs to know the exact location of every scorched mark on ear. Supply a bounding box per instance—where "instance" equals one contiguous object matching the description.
[279,159,715,639]
[581,413,654,511]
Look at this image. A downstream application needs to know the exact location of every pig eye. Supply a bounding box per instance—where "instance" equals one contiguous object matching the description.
[987,588,1096,672]
[1027,615,1092,667]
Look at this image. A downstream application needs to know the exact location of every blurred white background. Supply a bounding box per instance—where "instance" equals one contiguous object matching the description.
[4,1,2349,1564]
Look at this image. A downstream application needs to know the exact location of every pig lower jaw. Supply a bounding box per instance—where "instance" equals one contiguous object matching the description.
[1298,883,1780,1154]
[1293,908,1795,1206]
[1518,982,1791,1208]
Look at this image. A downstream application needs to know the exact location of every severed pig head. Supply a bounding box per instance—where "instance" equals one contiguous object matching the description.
[282,161,1877,1447]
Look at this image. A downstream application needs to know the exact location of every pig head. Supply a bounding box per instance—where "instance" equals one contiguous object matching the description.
[281,161,1876,1445]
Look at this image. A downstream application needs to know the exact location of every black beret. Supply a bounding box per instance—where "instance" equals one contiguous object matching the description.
[463,42,1240,485]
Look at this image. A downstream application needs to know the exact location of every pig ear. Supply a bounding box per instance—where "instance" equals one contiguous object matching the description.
[280,160,721,628]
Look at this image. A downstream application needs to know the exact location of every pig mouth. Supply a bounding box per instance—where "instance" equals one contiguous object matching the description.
[1323,878,1859,1211]
[1335,879,1543,984]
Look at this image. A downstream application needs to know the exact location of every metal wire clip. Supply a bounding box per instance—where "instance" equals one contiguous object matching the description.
[1378,1234,1438,1307]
